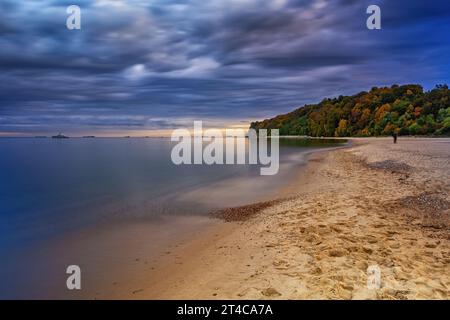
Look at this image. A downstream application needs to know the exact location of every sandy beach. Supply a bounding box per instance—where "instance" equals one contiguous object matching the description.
[117,137,449,300]
[25,138,449,300]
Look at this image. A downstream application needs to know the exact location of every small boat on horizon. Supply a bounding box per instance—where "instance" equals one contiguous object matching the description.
[52,133,69,139]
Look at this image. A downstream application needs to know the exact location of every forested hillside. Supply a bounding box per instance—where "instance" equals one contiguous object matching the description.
[250,84,450,136]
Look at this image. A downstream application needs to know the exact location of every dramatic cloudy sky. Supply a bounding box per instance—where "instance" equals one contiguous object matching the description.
[0,0,449,136]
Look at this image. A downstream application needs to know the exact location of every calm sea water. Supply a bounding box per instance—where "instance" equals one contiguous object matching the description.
[0,137,346,252]
[0,137,348,298]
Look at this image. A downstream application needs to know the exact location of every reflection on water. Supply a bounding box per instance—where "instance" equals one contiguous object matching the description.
[0,137,346,250]
[0,137,347,298]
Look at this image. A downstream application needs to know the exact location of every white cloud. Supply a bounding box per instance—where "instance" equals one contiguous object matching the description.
[271,0,288,10]
[123,64,147,80]
[165,57,220,78]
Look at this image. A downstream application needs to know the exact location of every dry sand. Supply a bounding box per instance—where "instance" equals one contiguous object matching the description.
[127,138,449,300]
[46,138,449,300]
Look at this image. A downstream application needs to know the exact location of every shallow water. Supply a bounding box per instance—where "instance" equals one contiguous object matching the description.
[0,137,344,248]
[0,137,346,298]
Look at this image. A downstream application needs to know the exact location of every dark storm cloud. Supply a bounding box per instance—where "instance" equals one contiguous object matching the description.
[0,0,449,134]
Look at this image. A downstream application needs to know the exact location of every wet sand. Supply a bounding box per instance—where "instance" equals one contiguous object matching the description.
[128,138,449,300]
[30,138,449,299]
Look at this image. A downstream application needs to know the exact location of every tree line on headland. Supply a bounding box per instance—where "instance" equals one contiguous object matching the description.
[250,84,450,136]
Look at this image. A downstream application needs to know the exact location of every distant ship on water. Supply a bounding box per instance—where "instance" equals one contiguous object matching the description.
[52,133,69,139]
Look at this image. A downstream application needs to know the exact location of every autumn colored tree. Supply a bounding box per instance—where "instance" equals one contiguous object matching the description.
[251,84,450,137]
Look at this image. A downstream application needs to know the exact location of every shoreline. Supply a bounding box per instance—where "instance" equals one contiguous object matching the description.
[6,141,333,299]
[56,143,348,299]
[127,137,449,299]
[6,138,449,299]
